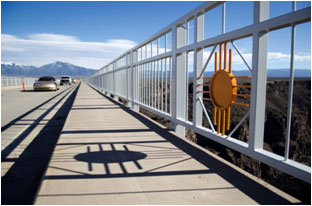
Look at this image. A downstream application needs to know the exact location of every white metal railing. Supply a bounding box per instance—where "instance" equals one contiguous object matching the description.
[1,76,37,87]
[86,1,311,183]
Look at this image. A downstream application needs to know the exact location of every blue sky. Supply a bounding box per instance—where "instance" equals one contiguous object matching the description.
[1,1,311,70]
[2,1,203,42]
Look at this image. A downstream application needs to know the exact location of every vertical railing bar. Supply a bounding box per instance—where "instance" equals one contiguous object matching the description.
[156,60,158,109]
[141,65,143,103]
[155,61,157,109]
[165,58,168,113]
[137,64,143,103]
[146,64,148,105]
[165,33,167,53]
[140,65,142,103]
[141,64,143,104]
[198,97,215,133]
[157,38,159,56]
[145,64,147,105]
[169,56,172,114]
[187,21,189,45]
[143,65,145,103]
[151,61,154,107]
[249,1,269,150]
[135,66,137,101]
[157,60,160,110]
[285,21,296,160]
[135,65,140,102]
[145,64,147,104]
[138,66,140,102]
[147,63,149,105]
[152,61,155,108]
[149,62,151,106]
[161,58,164,112]
[152,61,154,107]
[141,65,142,103]
[155,60,157,109]
[186,52,189,121]
[126,68,128,99]
[150,62,153,107]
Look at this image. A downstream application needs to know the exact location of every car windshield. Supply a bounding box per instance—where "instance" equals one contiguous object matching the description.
[61,77,70,79]
[38,77,55,81]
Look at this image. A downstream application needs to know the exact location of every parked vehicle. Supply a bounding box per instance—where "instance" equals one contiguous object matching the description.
[33,76,59,91]
[72,78,76,84]
[60,76,72,86]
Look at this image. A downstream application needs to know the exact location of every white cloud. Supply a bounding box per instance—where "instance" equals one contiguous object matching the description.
[267,52,311,63]
[27,33,79,42]
[1,33,137,69]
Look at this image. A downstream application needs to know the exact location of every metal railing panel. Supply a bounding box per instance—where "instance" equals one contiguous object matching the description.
[86,1,311,183]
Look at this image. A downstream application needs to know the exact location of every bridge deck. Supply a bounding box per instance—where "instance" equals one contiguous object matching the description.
[35,82,299,204]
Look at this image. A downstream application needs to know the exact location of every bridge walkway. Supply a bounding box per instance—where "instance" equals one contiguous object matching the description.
[35,82,299,204]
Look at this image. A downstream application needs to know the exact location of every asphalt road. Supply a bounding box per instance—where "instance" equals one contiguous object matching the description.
[1,85,73,127]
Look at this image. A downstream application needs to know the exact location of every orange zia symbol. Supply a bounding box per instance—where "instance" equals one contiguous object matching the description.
[204,42,250,136]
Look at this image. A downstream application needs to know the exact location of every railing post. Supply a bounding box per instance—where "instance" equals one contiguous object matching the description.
[131,50,139,112]
[193,12,204,128]
[171,23,187,137]
[113,62,119,101]
[249,1,269,150]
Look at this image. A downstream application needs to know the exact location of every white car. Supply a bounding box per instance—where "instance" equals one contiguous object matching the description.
[60,76,72,86]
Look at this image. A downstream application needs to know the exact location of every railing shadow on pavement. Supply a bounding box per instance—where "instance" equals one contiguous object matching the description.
[36,85,297,205]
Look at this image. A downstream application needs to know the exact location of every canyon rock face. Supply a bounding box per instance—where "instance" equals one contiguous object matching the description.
[188,79,311,203]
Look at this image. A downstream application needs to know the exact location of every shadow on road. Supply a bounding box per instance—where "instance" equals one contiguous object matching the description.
[1,84,80,204]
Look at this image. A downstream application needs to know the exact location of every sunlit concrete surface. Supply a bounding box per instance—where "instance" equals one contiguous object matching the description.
[34,82,300,205]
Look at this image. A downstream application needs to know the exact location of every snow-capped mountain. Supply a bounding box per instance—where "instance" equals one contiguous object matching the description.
[1,61,96,77]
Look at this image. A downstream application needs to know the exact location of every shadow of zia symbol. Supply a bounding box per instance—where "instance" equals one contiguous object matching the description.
[74,144,147,174]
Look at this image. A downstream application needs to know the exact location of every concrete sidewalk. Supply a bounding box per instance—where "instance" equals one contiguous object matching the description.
[35,82,300,204]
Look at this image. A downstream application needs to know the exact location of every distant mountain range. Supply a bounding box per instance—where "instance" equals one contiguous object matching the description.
[1,61,310,78]
[1,61,96,77]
